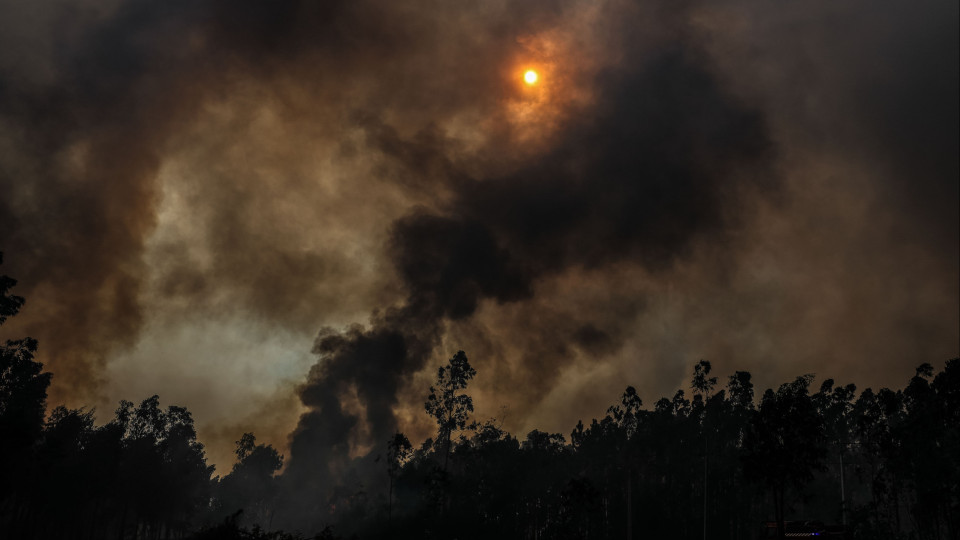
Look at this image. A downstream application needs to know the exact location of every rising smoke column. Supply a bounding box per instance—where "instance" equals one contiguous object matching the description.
[1,0,954,512]
[281,6,775,522]
[0,0,562,407]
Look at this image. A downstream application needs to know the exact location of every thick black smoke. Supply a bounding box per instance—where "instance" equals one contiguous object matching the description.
[0,0,475,403]
[1,1,956,520]
[0,0,567,406]
[281,10,774,521]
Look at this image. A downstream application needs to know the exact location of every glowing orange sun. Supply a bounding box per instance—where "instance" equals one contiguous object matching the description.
[524,70,538,85]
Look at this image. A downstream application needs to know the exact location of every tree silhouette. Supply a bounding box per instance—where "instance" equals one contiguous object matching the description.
[691,359,718,397]
[424,350,476,472]
[745,375,827,538]
[216,433,284,530]
[0,252,52,533]
[384,432,411,522]
[1,253,957,540]
[0,253,26,325]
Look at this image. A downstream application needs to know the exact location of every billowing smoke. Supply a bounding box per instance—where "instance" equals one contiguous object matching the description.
[282,10,774,515]
[0,0,956,515]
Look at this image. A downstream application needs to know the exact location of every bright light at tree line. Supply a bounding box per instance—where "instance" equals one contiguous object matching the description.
[524,70,538,84]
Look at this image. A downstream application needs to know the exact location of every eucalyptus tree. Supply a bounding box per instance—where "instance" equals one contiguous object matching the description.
[745,375,826,539]
[385,432,412,521]
[216,433,284,530]
[424,350,476,472]
[0,253,52,535]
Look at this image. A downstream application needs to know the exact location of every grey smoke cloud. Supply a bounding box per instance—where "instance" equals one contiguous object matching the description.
[0,0,955,499]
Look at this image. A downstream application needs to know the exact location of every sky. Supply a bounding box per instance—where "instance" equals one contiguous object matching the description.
[0,0,957,474]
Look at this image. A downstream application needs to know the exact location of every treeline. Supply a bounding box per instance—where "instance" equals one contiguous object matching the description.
[2,254,959,539]
[364,354,958,540]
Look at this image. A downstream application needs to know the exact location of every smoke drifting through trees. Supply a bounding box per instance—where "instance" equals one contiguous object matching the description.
[0,0,957,501]
[288,37,773,494]
[1,262,957,537]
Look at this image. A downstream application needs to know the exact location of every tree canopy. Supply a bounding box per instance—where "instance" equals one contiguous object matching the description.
[1,253,957,539]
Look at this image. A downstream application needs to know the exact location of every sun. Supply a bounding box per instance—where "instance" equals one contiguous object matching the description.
[524,70,538,85]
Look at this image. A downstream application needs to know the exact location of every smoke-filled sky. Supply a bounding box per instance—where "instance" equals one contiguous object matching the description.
[1,0,957,473]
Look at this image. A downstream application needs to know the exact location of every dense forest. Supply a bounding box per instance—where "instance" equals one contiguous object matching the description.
[1,254,958,540]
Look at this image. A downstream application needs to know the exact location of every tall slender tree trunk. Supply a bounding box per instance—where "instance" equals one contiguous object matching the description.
[88,498,102,540]
[388,475,394,522]
[774,484,785,539]
[117,505,128,540]
[893,481,901,534]
[603,495,609,535]
[442,418,454,514]
[703,434,708,540]
[443,425,452,472]
[626,471,632,540]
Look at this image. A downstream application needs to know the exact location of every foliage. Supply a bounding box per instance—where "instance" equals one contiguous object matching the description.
[424,350,476,471]
[215,433,284,530]
[0,254,957,538]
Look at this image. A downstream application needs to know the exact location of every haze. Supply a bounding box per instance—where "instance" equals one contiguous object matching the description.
[0,0,956,474]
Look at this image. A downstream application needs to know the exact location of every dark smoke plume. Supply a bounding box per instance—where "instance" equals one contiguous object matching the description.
[281,7,775,520]
[0,0,451,404]
[0,1,956,514]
